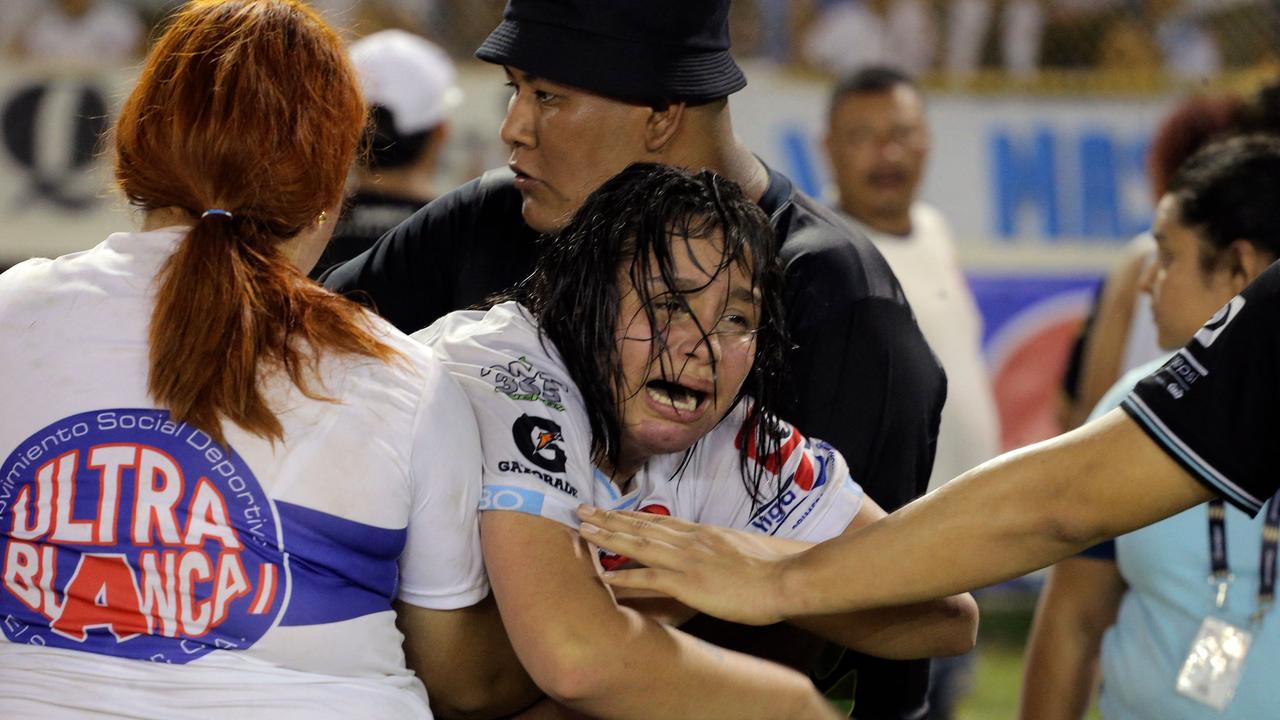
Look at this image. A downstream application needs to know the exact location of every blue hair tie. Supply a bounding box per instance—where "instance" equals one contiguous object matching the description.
[201,208,233,220]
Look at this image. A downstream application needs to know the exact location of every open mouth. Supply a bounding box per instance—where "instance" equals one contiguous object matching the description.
[646,379,707,413]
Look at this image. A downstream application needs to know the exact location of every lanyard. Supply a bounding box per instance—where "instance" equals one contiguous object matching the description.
[1206,492,1280,622]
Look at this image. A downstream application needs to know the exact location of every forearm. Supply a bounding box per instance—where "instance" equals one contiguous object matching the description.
[557,609,838,720]
[1018,612,1100,720]
[779,410,1212,616]
[790,593,978,660]
[742,534,978,658]
[486,513,837,720]
[1018,558,1123,720]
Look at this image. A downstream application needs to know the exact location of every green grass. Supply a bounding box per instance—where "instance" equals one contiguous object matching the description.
[955,589,1102,720]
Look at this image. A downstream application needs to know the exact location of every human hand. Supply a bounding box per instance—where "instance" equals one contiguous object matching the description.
[575,505,790,626]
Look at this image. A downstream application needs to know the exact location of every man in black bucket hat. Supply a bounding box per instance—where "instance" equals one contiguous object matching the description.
[325,2,947,716]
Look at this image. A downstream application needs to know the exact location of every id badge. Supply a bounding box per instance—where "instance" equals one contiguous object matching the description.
[1175,616,1253,711]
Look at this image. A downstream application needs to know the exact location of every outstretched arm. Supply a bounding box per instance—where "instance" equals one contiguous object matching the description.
[762,497,978,659]
[481,510,841,720]
[579,409,1212,622]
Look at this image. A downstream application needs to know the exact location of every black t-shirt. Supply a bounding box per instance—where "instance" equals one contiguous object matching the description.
[310,190,432,280]
[323,165,945,718]
[1124,260,1280,517]
[321,170,539,325]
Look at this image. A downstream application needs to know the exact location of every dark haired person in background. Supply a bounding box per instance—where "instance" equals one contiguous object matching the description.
[323,3,947,713]
[310,29,460,278]
[418,162,975,718]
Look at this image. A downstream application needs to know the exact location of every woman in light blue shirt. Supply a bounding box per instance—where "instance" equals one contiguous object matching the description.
[1019,135,1280,719]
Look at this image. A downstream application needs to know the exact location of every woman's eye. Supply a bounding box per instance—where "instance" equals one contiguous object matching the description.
[533,90,556,103]
[719,313,756,333]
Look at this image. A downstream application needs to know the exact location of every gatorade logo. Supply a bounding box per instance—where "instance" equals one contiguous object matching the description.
[0,410,284,663]
[512,415,568,473]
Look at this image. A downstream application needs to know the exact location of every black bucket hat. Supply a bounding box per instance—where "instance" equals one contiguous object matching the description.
[476,0,747,103]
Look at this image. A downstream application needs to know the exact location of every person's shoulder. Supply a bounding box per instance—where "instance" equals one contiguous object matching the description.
[0,255,54,293]
[336,312,453,391]
[429,167,523,219]
[777,189,905,304]
[0,243,106,317]
[1089,354,1174,422]
[389,168,530,254]
[1243,259,1280,303]
[909,202,954,239]
[413,302,547,363]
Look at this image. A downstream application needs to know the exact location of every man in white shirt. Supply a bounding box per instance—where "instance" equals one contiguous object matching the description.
[824,65,1001,719]
[824,65,1000,496]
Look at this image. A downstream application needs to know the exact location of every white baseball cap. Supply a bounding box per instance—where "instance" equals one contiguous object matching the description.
[350,29,462,136]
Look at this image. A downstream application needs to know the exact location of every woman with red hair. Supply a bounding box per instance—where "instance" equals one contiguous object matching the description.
[0,1,532,717]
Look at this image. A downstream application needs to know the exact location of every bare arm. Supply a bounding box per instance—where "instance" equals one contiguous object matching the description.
[1068,245,1151,429]
[615,498,978,658]
[482,510,840,720]
[579,409,1212,622]
[784,497,978,659]
[1017,557,1126,720]
[396,596,541,720]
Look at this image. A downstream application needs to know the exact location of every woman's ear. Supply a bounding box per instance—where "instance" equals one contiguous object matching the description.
[1225,239,1276,293]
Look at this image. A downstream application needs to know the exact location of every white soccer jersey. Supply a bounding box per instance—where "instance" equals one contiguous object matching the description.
[0,228,487,719]
[417,303,865,548]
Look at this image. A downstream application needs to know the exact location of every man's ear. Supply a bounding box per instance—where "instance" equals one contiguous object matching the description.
[644,101,685,153]
[1225,239,1275,293]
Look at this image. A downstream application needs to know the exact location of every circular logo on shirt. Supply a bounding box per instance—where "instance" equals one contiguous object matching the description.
[512,414,567,473]
[0,409,284,664]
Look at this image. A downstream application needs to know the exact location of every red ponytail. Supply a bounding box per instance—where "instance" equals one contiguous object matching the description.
[114,0,394,445]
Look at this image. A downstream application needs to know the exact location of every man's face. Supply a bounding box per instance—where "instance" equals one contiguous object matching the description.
[613,230,760,474]
[501,67,654,233]
[1141,194,1239,350]
[825,85,929,231]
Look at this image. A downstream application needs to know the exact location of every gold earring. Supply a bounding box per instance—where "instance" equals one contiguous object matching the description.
[317,210,328,226]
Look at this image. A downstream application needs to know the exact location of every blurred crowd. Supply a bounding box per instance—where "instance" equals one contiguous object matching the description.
[797,0,1278,83]
[4,0,1278,86]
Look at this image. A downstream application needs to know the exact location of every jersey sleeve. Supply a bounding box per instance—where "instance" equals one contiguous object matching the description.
[416,322,595,530]
[679,407,866,543]
[397,356,490,610]
[1122,262,1280,516]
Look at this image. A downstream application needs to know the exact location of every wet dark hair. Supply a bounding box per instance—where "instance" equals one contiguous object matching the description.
[1168,134,1280,272]
[515,162,787,504]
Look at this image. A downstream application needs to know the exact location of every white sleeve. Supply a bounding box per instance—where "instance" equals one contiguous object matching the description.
[444,354,594,530]
[397,359,489,610]
[681,408,865,543]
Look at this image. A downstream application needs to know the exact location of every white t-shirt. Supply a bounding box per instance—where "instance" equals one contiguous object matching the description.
[847,204,1001,492]
[416,303,865,547]
[0,228,487,719]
